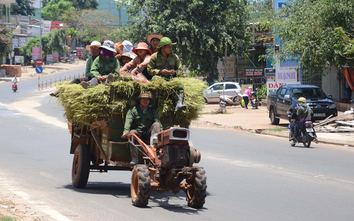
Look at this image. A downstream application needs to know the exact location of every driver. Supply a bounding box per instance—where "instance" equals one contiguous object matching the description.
[289,97,313,141]
[12,75,19,84]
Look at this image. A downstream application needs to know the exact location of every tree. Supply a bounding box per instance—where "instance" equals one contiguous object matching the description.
[11,0,35,16]
[20,29,65,57]
[268,0,354,74]
[42,0,98,10]
[0,26,12,61]
[41,0,75,21]
[119,0,252,82]
[60,9,119,47]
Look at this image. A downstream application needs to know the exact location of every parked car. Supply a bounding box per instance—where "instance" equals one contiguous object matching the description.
[203,82,242,103]
[267,85,338,124]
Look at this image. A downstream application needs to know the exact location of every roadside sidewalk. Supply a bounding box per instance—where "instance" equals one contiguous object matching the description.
[0,60,86,83]
[191,104,354,147]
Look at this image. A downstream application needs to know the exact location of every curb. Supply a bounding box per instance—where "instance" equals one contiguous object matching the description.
[191,119,354,148]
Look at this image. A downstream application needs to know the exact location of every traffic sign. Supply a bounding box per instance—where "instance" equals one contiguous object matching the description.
[35,58,43,66]
[36,66,43,74]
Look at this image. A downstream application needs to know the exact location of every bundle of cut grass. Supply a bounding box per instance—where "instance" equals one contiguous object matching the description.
[54,78,207,127]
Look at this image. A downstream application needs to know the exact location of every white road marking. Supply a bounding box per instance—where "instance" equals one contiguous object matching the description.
[0,176,72,221]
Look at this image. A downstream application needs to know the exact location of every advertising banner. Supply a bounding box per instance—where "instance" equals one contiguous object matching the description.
[27,26,41,37]
[32,47,41,60]
[218,57,235,78]
[42,21,52,35]
[19,37,27,47]
[244,68,263,77]
[47,54,54,63]
[50,21,68,31]
[15,56,24,64]
[12,39,19,48]
[267,62,300,95]
[76,47,84,57]
[52,53,59,62]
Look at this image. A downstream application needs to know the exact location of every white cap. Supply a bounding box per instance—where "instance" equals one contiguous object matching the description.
[122,40,136,58]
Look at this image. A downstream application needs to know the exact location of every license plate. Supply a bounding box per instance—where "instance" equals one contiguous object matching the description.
[314,113,325,117]
[306,128,314,132]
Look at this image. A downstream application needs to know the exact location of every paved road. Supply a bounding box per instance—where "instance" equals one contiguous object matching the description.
[1,71,354,220]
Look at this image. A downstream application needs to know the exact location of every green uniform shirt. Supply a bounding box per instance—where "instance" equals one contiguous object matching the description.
[147,51,183,80]
[84,55,96,77]
[123,105,162,134]
[89,54,120,78]
[297,104,313,120]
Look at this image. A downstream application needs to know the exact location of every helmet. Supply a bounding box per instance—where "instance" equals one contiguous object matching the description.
[139,91,152,99]
[298,97,306,103]
[248,86,253,89]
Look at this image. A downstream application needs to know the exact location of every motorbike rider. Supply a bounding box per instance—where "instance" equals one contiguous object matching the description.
[12,75,20,84]
[289,97,313,141]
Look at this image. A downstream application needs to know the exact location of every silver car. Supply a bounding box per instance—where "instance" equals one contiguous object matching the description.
[203,82,242,103]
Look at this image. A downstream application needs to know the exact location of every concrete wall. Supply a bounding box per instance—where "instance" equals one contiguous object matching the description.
[321,66,342,101]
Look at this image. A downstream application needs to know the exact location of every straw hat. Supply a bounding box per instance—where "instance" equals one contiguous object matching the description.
[132,42,152,55]
[120,52,133,61]
[147,33,163,44]
[85,41,101,50]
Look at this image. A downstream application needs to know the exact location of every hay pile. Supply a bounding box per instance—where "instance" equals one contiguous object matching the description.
[55,78,207,128]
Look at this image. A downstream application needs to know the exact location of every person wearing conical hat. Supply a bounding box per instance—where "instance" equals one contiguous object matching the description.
[147,33,163,53]
[121,42,153,80]
[147,37,186,112]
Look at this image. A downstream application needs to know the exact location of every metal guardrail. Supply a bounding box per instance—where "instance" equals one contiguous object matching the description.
[38,72,84,91]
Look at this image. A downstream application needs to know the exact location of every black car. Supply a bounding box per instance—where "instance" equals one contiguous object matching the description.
[267,85,338,124]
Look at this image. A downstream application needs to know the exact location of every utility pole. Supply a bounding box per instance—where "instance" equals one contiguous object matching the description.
[39,0,43,59]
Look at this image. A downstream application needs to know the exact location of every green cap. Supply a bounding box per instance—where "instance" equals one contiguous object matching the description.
[159,37,176,48]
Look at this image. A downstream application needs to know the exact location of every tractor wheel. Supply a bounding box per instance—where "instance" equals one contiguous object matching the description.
[131,165,151,207]
[270,108,280,125]
[186,167,207,208]
[72,144,90,188]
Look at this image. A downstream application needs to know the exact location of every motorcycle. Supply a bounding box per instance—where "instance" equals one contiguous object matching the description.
[250,91,258,109]
[289,118,318,147]
[12,83,18,92]
[219,91,243,108]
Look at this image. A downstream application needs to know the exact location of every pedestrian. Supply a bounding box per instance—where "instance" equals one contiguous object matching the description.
[121,42,152,80]
[147,37,186,112]
[121,91,162,165]
[147,33,163,54]
[242,86,252,109]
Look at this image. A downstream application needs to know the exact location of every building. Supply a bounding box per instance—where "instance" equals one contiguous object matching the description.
[0,0,15,24]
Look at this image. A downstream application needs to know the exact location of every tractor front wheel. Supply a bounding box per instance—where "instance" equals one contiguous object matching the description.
[131,165,151,207]
[186,167,207,208]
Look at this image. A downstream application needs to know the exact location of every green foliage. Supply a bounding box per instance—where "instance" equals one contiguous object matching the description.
[0,26,13,60]
[42,0,98,10]
[119,0,252,82]
[256,84,267,101]
[268,0,354,73]
[11,0,35,16]
[20,29,65,57]
[41,0,75,21]
[55,78,207,126]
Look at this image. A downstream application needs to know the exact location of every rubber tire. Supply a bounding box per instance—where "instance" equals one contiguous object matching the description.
[233,95,241,103]
[289,132,296,146]
[302,132,311,148]
[131,165,151,207]
[72,144,90,188]
[220,100,226,108]
[186,167,207,208]
[270,108,280,125]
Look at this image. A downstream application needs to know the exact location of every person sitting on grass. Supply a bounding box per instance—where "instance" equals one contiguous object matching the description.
[81,40,120,88]
[120,42,152,80]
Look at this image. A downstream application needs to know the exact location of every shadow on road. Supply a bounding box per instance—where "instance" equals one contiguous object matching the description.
[62,182,210,212]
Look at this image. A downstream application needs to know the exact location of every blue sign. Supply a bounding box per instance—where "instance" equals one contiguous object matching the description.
[36,66,43,74]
